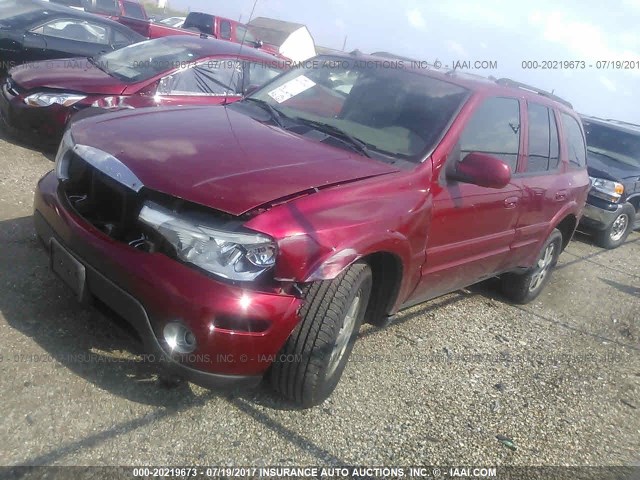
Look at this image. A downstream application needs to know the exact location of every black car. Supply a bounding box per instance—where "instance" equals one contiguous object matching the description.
[0,0,144,74]
[579,116,640,249]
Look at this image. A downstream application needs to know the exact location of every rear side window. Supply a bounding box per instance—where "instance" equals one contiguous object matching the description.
[526,103,560,173]
[112,28,132,46]
[123,1,145,19]
[32,19,110,45]
[220,20,232,40]
[459,97,521,171]
[157,60,243,96]
[561,113,587,168]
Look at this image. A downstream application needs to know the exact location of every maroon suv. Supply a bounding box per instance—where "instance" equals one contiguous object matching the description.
[34,54,590,407]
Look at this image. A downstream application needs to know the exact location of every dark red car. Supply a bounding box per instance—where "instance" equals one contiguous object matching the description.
[0,36,286,146]
[34,54,590,407]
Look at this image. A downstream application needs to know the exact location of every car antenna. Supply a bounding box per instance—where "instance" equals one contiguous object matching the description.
[223,0,260,105]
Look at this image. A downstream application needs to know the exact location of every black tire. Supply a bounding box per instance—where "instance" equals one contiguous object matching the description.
[594,204,635,250]
[269,262,372,408]
[501,229,563,304]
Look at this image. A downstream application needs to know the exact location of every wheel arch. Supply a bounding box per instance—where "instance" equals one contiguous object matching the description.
[554,213,578,251]
[303,246,408,322]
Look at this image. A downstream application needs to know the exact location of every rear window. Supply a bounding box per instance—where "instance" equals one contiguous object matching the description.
[220,20,232,40]
[183,12,214,34]
[91,0,119,16]
[561,113,587,168]
[97,37,206,82]
[122,1,145,19]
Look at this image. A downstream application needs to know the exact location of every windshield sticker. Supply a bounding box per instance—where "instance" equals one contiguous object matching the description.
[267,76,316,103]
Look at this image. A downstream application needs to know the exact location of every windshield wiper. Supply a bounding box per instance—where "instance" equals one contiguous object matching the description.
[292,118,371,158]
[243,98,285,128]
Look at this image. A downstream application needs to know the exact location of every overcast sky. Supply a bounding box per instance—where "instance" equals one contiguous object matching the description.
[169,0,640,123]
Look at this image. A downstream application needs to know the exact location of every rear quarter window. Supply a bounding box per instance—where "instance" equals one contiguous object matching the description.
[123,1,145,19]
[561,113,587,168]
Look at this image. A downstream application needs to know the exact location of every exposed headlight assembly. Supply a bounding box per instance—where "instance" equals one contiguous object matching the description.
[54,130,143,191]
[139,202,277,282]
[54,129,75,181]
[589,176,624,203]
[24,92,86,107]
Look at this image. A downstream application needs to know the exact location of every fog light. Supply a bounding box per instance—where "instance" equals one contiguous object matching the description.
[163,322,197,354]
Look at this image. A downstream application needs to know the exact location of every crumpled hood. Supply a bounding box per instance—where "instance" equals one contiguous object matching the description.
[70,105,400,216]
[10,58,127,95]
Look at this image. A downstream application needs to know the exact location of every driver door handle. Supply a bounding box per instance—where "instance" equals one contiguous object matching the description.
[555,191,568,202]
[504,197,519,209]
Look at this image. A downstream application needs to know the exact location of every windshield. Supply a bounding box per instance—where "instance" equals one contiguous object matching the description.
[97,38,205,82]
[583,121,640,168]
[248,56,469,160]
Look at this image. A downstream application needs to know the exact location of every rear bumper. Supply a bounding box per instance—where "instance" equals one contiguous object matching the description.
[34,171,303,389]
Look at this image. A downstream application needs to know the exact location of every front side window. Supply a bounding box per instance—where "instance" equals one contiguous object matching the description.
[247,57,469,161]
[561,113,587,168]
[32,19,110,45]
[459,97,521,171]
[157,60,243,96]
[526,103,560,173]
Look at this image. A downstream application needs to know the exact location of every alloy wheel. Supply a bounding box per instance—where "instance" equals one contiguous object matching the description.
[529,243,555,292]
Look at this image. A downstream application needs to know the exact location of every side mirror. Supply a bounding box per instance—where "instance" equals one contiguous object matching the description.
[449,152,511,189]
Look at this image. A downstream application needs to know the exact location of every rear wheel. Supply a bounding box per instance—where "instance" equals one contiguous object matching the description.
[269,262,372,408]
[594,204,635,249]
[501,229,563,304]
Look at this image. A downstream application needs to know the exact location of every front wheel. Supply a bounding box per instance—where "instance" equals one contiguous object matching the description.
[269,262,372,408]
[501,229,563,304]
[594,204,635,249]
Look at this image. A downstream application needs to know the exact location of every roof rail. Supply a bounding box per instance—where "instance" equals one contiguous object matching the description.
[495,78,573,109]
[445,69,496,83]
[606,118,640,128]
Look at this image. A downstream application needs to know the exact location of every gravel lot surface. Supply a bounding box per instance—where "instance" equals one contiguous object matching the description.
[0,125,638,469]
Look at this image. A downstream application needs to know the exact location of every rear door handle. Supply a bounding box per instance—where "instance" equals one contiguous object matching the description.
[555,191,568,201]
[504,197,519,209]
